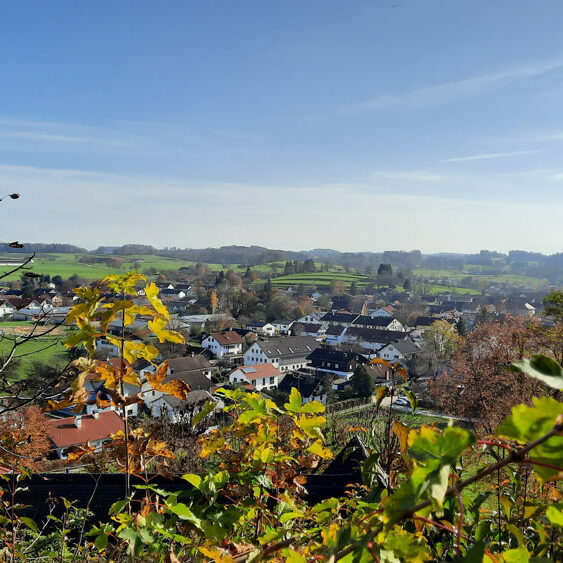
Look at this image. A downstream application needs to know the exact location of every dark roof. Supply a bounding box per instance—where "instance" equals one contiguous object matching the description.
[247,321,270,328]
[352,315,395,328]
[326,325,346,336]
[254,336,319,359]
[307,347,367,365]
[272,319,294,325]
[278,372,324,399]
[320,312,358,324]
[168,356,213,374]
[293,322,323,333]
[415,316,440,327]
[161,390,213,409]
[382,339,419,355]
[345,328,407,344]
[164,371,213,391]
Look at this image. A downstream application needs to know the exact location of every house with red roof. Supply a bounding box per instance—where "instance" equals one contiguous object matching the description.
[45,411,124,459]
[227,363,282,391]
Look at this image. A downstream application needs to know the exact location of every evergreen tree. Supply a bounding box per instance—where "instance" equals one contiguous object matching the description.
[456,317,470,336]
[351,365,375,398]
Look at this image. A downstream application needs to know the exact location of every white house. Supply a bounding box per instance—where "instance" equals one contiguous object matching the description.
[245,321,276,336]
[243,336,319,373]
[368,307,395,318]
[271,319,294,335]
[147,390,218,423]
[297,312,325,325]
[351,315,405,332]
[342,328,409,353]
[202,331,244,359]
[377,339,420,364]
[228,363,282,391]
[0,300,15,318]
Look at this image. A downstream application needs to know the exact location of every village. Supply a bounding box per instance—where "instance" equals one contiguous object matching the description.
[0,263,550,465]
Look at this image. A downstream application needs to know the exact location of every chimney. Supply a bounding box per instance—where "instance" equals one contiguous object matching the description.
[93,412,99,419]
[75,415,82,428]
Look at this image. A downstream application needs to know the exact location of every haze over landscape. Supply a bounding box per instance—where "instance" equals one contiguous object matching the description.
[1,1,563,252]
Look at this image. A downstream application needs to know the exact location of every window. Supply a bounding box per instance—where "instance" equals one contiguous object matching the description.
[269,376,274,384]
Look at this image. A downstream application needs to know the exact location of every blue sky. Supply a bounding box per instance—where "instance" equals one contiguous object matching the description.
[1,1,562,253]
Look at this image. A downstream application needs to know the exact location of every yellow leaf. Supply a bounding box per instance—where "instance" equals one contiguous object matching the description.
[145,282,170,319]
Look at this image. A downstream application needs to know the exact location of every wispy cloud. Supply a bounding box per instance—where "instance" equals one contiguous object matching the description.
[0,116,264,153]
[344,59,563,112]
[0,163,561,253]
[439,150,540,163]
[371,170,445,182]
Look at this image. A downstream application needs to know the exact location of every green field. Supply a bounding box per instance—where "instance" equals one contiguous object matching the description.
[0,253,227,281]
[418,283,481,296]
[413,267,548,289]
[270,271,373,288]
[0,328,70,379]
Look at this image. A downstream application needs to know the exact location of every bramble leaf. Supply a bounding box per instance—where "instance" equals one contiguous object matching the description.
[496,396,563,482]
[509,355,563,390]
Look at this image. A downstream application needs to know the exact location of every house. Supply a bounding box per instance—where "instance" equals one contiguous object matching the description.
[45,411,124,459]
[271,319,295,335]
[245,321,276,336]
[147,390,217,423]
[351,315,405,332]
[377,339,420,364]
[277,371,327,404]
[414,316,441,334]
[228,363,282,391]
[291,322,326,338]
[0,299,15,318]
[243,336,319,373]
[320,312,359,328]
[297,312,325,325]
[324,325,346,345]
[343,328,409,352]
[202,331,244,359]
[167,355,215,379]
[307,348,368,379]
[141,367,214,410]
[369,306,395,318]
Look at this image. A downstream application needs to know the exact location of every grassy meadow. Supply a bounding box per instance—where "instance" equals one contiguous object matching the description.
[0,323,70,379]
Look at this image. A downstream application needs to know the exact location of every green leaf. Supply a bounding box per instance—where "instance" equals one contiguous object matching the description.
[279,511,303,523]
[509,355,563,389]
[546,503,563,527]
[500,494,513,519]
[453,541,485,563]
[109,499,129,515]
[496,396,563,483]
[192,400,216,427]
[19,517,37,533]
[407,425,475,507]
[285,387,303,413]
[166,502,203,529]
[506,523,526,547]
[182,474,202,489]
[474,520,490,542]
[501,547,530,563]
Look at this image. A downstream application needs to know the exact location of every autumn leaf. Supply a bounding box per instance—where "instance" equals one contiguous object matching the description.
[145,282,170,319]
[147,361,190,400]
